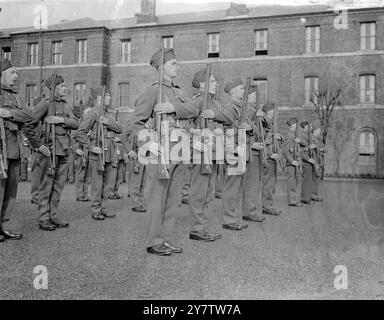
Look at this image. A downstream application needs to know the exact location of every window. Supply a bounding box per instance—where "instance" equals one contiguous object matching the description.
[305,26,320,53]
[304,76,319,104]
[121,40,131,64]
[163,36,174,49]
[254,29,268,55]
[359,130,375,156]
[52,41,62,65]
[76,40,87,64]
[254,79,267,105]
[28,43,39,66]
[74,83,86,106]
[118,83,129,107]
[207,33,220,58]
[26,85,38,107]
[360,75,375,103]
[360,22,375,50]
[2,47,11,60]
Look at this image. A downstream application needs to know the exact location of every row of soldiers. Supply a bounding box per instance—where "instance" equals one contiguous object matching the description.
[0,51,323,251]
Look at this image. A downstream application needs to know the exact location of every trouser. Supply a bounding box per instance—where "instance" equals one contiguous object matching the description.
[0,159,20,230]
[20,157,29,181]
[67,153,75,183]
[301,162,313,202]
[75,155,90,199]
[221,166,244,225]
[38,155,69,222]
[129,161,146,208]
[89,159,114,214]
[188,164,217,232]
[262,159,277,209]
[109,160,125,196]
[312,173,320,198]
[144,163,186,248]
[215,164,225,197]
[181,165,192,202]
[241,156,261,217]
[287,165,301,204]
[30,151,41,202]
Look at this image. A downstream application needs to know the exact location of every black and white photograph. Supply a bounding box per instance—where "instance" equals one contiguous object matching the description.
[0,0,384,306]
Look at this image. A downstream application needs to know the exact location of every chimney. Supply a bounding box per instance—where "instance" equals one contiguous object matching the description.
[226,2,250,18]
[135,0,157,24]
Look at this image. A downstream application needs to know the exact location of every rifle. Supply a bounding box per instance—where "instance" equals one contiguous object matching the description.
[272,103,283,173]
[155,47,170,180]
[45,73,57,175]
[228,77,251,176]
[0,58,8,179]
[200,63,212,174]
[308,123,320,177]
[293,120,302,177]
[95,86,106,171]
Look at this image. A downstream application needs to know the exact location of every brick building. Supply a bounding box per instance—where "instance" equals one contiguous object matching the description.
[1,1,383,177]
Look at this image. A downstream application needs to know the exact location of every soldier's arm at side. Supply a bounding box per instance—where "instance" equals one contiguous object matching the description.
[75,111,96,150]
[131,86,157,135]
[23,100,49,149]
[8,106,34,123]
[173,97,200,120]
[282,133,295,163]
[63,106,80,130]
[104,115,123,134]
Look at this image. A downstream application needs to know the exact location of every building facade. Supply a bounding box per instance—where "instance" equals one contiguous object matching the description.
[1,1,383,177]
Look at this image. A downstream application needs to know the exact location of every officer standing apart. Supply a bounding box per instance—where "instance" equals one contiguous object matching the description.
[131,48,199,256]
[0,58,34,242]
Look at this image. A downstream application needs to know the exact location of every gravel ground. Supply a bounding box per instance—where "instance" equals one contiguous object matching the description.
[0,179,383,300]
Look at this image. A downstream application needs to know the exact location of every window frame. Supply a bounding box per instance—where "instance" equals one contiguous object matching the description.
[207,32,220,58]
[305,25,320,54]
[52,41,63,65]
[120,39,131,64]
[359,74,375,104]
[76,39,87,64]
[28,43,39,66]
[162,36,174,49]
[360,22,376,51]
[118,82,130,107]
[254,29,268,55]
[73,82,87,106]
[253,78,268,105]
[25,84,38,107]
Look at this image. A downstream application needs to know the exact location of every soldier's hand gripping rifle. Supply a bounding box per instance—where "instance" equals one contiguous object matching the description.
[155,47,170,180]
[308,124,320,177]
[0,59,8,179]
[229,77,251,176]
[200,63,212,175]
[96,86,106,171]
[293,120,302,177]
[45,74,58,175]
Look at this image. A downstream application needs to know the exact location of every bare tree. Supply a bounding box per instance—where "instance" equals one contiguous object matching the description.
[310,61,355,178]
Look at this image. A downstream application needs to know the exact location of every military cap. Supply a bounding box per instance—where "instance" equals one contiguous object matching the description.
[300,120,309,128]
[224,78,243,93]
[44,73,64,88]
[192,68,209,89]
[150,48,176,68]
[287,117,298,126]
[262,102,275,112]
[1,58,13,72]
[312,119,321,130]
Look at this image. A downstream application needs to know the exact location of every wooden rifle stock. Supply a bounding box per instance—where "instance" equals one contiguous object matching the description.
[45,74,58,174]
[308,123,320,177]
[272,103,283,172]
[200,63,212,175]
[294,120,302,177]
[156,47,170,180]
[96,86,106,171]
[0,58,8,179]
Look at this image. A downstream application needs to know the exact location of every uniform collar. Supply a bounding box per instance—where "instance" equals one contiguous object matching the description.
[53,96,66,103]
[1,84,17,94]
[162,78,173,88]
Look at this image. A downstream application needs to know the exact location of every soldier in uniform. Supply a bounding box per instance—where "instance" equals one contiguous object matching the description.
[74,91,122,220]
[24,74,80,231]
[74,106,92,202]
[282,117,304,207]
[311,120,324,202]
[0,58,34,241]
[131,48,199,256]
[240,86,266,222]
[219,78,251,231]
[126,132,146,213]
[184,68,226,242]
[299,120,316,204]
[108,134,124,200]
[260,102,283,216]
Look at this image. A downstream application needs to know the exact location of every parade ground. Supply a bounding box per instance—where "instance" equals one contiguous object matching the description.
[1,179,383,300]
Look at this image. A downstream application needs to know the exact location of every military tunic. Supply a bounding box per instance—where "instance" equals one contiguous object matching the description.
[0,85,34,230]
